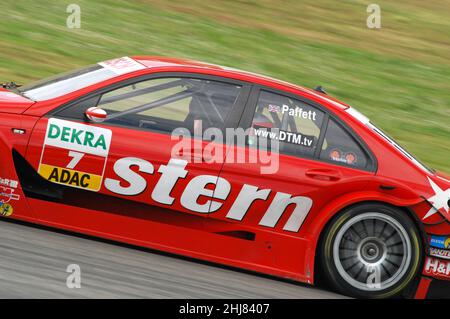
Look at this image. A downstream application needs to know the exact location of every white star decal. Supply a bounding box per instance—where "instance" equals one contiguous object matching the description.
[423,177,450,220]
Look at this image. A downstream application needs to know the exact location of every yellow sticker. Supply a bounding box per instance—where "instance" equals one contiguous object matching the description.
[38,164,102,191]
[0,203,13,217]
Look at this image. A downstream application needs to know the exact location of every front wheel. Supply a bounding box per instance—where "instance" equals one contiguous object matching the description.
[320,203,422,298]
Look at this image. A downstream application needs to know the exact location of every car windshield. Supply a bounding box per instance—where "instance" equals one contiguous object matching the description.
[345,107,434,174]
[18,64,117,101]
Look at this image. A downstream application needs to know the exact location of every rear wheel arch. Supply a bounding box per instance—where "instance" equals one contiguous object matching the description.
[311,200,426,297]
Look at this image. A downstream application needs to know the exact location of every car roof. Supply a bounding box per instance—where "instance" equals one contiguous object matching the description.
[132,56,350,111]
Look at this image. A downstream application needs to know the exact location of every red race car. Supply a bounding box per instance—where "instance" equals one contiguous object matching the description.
[0,56,448,298]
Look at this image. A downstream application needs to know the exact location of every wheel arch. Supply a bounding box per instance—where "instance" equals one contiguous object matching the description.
[305,195,427,286]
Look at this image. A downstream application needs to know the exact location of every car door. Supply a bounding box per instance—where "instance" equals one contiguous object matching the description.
[207,87,376,274]
[23,74,250,246]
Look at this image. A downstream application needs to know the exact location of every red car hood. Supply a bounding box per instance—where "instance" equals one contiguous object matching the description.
[0,88,35,114]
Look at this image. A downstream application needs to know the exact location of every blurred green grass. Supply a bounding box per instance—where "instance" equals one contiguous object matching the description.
[1,0,448,173]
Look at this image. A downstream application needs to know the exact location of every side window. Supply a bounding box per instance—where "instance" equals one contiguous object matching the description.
[56,77,242,134]
[249,90,325,158]
[320,118,368,169]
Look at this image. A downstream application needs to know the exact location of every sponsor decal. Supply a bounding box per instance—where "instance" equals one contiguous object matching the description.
[98,57,145,75]
[0,177,18,188]
[329,149,358,166]
[0,181,18,217]
[281,104,317,121]
[0,186,20,203]
[102,157,313,233]
[0,185,18,217]
[253,128,315,148]
[0,203,13,217]
[424,257,450,279]
[430,235,450,249]
[430,247,450,260]
[38,118,112,192]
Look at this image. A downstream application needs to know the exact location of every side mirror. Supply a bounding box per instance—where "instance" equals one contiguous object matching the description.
[85,107,107,123]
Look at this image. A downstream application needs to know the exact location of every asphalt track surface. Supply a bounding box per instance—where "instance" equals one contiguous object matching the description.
[0,219,346,299]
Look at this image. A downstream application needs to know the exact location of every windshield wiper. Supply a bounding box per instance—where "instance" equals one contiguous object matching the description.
[1,82,22,89]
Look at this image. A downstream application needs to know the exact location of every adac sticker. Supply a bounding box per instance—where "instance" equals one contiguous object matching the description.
[38,118,112,192]
[429,235,450,249]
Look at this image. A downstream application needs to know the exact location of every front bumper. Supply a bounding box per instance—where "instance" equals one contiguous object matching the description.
[427,279,450,298]
[415,276,450,299]
[414,234,450,298]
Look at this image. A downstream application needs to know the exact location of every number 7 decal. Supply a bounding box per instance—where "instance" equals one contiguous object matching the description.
[67,151,85,169]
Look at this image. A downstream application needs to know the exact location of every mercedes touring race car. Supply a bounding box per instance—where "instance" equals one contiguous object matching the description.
[0,56,448,298]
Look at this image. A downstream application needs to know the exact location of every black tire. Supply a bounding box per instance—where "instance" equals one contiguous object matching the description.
[319,203,423,299]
